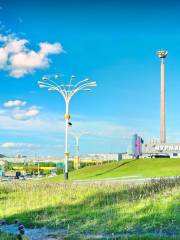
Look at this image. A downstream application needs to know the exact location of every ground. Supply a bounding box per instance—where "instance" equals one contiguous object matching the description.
[47,158,180,182]
[0,232,28,239]
[0,158,180,239]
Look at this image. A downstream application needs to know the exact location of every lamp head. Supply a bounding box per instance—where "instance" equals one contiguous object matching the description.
[42,76,49,81]
[48,87,57,91]
[54,74,60,79]
[156,50,168,59]
[90,81,97,87]
[39,84,47,88]
[70,75,75,80]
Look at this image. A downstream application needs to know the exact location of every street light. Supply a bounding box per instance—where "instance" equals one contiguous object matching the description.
[38,75,96,180]
[70,131,89,169]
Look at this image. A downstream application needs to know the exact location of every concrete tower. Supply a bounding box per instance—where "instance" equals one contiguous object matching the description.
[157,50,168,144]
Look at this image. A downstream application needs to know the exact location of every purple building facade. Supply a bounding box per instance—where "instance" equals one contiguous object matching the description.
[132,134,143,159]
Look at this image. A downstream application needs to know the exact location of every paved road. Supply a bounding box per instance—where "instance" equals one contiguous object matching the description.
[72,176,180,185]
[1,175,179,185]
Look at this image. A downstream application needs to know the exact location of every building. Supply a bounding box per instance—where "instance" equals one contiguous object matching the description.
[81,153,123,161]
[142,141,180,158]
[132,134,143,159]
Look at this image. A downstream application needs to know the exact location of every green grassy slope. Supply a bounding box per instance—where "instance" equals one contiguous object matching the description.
[49,158,180,182]
[1,178,180,239]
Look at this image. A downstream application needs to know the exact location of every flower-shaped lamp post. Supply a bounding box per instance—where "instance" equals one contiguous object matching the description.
[38,75,96,180]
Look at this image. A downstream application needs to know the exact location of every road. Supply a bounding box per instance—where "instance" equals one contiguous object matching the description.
[72,176,180,185]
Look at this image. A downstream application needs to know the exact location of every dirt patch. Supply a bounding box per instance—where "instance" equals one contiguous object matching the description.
[0,224,179,240]
[0,224,67,240]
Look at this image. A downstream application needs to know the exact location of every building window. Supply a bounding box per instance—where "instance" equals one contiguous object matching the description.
[173,153,178,157]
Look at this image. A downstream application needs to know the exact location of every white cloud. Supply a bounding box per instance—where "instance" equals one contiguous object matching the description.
[0,109,7,115]
[0,142,39,148]
[0,48,8,68]
[0,33,63,77]
[4,100,26,108]
[2,100,40,121]
[0,34,7,42]
[0,109,133,139]
[0,110,135,155]
[6,38,27,53]
[11,106,40,120]
[39,42,63,54]
[0,142,14,147]
[54,144,63,148]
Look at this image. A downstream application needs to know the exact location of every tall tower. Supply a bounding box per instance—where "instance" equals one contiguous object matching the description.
[157,50,168,144]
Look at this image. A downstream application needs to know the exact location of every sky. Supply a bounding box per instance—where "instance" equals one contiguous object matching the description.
[0,0,180,156]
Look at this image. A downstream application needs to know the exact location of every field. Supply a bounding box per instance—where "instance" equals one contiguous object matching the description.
[48,158,180,182]
[0,158,180,239]
[0,177,180,239]
[0,232,29,240]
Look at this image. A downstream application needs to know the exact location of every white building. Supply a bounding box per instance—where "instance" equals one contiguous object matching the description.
[81,153,123,161]
[142,141,180,158]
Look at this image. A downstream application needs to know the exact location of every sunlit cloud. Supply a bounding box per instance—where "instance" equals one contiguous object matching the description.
[0,33,63,77]
[2,100,40,121]
[4,99,26,108]
[11,106,40,120]
[0,142,39,148]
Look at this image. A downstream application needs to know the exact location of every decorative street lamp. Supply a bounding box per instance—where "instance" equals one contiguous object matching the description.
[38,75,96,180]
[70,131,89,169]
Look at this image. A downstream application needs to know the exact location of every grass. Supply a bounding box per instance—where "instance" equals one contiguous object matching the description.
[0,233,15,240]
[0,177,180,239]
[0,232,29,240]
[46,158,180,182]
[0,233,179,240]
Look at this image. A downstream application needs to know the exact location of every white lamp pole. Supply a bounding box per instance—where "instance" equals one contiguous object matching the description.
[71,132,88,169]
[38,75,96,180]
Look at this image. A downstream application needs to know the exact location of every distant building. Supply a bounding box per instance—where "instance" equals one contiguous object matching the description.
[142,141,180,158]
[132,134,144,159]
[81,153,122,161]
[121,152,133,160]
[0,159,5,165]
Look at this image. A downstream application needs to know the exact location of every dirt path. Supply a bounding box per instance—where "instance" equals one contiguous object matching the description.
[0,224,179,240]
[0,224,67,240]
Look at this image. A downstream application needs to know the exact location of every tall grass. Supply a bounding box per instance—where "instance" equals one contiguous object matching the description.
[0,178,180,238]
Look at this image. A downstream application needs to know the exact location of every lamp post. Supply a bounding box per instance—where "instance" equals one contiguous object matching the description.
[71,132,88,169]
[38,75,96,180]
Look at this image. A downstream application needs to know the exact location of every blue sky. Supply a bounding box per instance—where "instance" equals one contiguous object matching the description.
[0,0,180,156]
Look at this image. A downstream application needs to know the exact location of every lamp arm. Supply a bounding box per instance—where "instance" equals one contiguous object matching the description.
[48,79,64,92]
[72,82,94,94]
[74,79,89,88]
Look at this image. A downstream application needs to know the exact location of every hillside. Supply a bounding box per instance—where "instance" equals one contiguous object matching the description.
[1,177,180,239]
[49,158,180,182]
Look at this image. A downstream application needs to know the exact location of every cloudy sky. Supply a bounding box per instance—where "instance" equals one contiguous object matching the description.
[0,0,180,156]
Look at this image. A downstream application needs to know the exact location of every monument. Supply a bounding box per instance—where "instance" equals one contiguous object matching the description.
[157,50,168,144]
